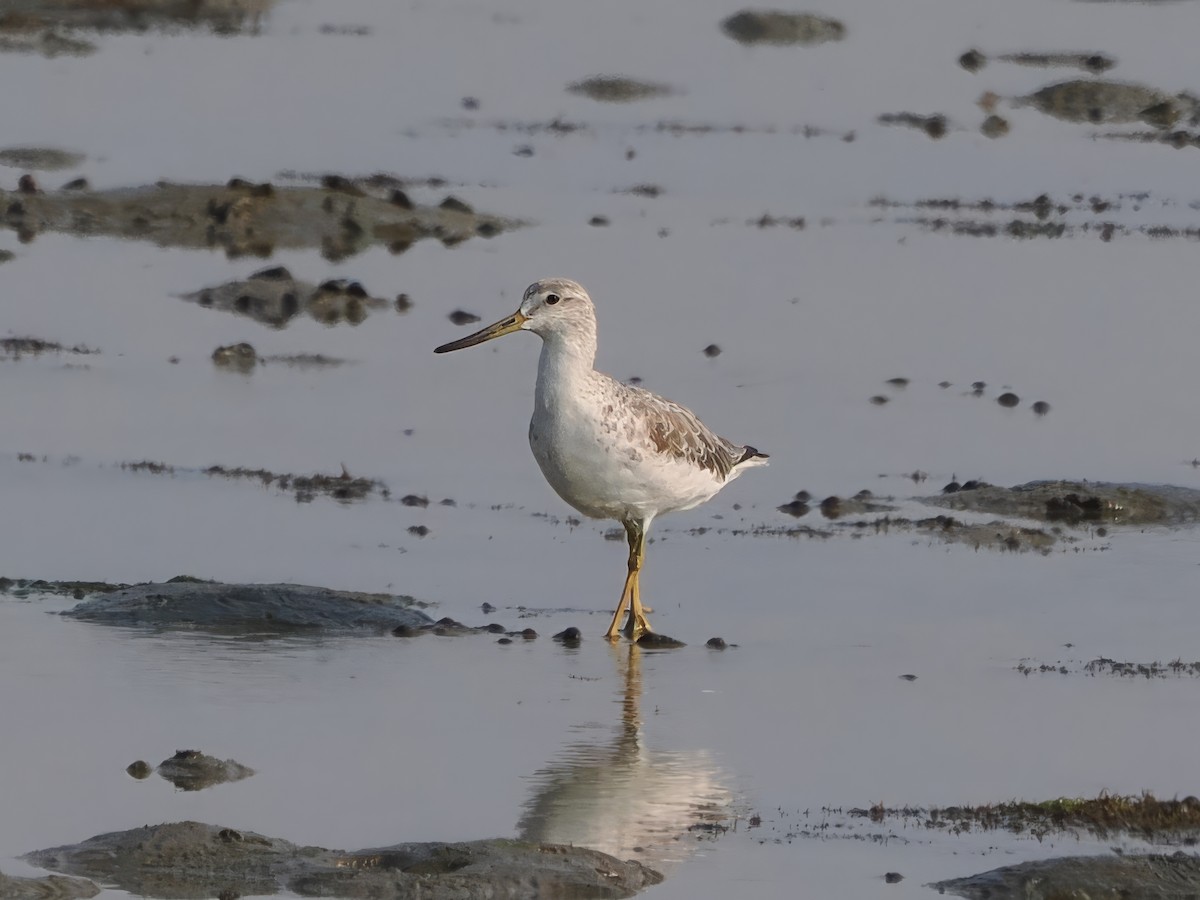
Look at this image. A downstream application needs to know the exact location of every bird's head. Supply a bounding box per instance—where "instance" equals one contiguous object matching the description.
[434,278,596,353]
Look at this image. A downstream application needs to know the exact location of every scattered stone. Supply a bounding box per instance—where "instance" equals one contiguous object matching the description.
[869,395,889,405]
[481,602,496,613]
[449,310,481,325]
[126,760,153,779]
[203,465,384,503]
[24,822,662,900]
[958,49,986,72]
[1032,400,1051,416]
[567,76,673,102]
[157,750,255,791]
[980,114,1010,138]
[778,498,810,517]
[0,249,13,263]
[588,215,609,226]
[439,196,473,215]
[884,871,904,883]
[898,674,918,681]
[996,391,1020,407]
[497,637,513,644]
[720,10,845,46]
[885,377,909,387]
[211,342,257,371]
[395,293,412,312]
[401,494,429,508]
[706,637,727,649]
[553,627,582,644]
[407,525,430,537]
[703,343,721,358]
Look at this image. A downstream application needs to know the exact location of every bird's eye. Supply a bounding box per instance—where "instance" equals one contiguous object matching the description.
[545,293,560,305]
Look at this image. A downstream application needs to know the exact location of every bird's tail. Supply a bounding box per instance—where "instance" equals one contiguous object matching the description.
[735,445,769,468]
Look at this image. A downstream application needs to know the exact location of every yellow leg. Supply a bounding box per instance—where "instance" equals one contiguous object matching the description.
[605,520,653,640]
[621,521,654,641]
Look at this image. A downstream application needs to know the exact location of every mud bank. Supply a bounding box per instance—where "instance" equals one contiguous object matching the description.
[0,0,272,57]
[24,821,661,900]
[0,870,98,900]
[934,852,1200,900]
[1,178,516,259]
[922,480,1200,526]
[182,267,392,329]
[59,580,432,633]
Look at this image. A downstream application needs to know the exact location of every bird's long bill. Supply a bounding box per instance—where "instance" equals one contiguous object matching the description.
[434,311,527,353]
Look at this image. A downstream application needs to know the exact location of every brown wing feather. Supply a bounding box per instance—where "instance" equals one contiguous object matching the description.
[616,383,745,480]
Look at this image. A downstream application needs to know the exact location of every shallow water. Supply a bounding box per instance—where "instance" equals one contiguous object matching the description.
[2,0,1200,897]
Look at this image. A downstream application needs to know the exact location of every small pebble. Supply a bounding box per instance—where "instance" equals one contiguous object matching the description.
[997,392,1020,408]
[553,626,582,642]
[497,637,513,645]
[869,395,889,405]
[703,343,722,358]
[126,760,153,779]
[1032,400,1051,416]
[481,601,496,613]
[449,310,481,325]
[706,637,727,649]
[884,872,904,884]
[899,673,918,681]
[520,628,538,640]
[485,623,506,634]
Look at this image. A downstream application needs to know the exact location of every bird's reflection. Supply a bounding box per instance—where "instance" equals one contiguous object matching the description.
[517,645,731,873]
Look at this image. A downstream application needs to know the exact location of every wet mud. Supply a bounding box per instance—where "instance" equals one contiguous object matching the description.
[24,822,661,900]
[210,344,349,371]
[0,148,84,171]
[151,750,255,791]
[877,112,948,139]
[1017,656,1200,678]
[719,10,845,46]
[0,337,97,358]
[1,178,516,260]
[853,794,1200,843]
[0,0,272,58]
[567,76,674,103]
[922,480,1200,526]
[182,267,391,329]
[1015,79,1199,127]
[59,580,431,634]
[202,465,385,503]
[0,870,99,900]
[959,49,1116,74]
[869,192,1200,241]
[934,852,1200,900]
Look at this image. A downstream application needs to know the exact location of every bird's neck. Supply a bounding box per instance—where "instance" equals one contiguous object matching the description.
[535,328,597,410]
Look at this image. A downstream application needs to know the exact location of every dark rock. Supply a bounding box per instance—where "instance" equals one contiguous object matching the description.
[126,760,153,779]
[637,632,686,649]
[997,392,1020,407]
[706,637,727,649]
[553,627,582,643]
[449,310,481,325]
